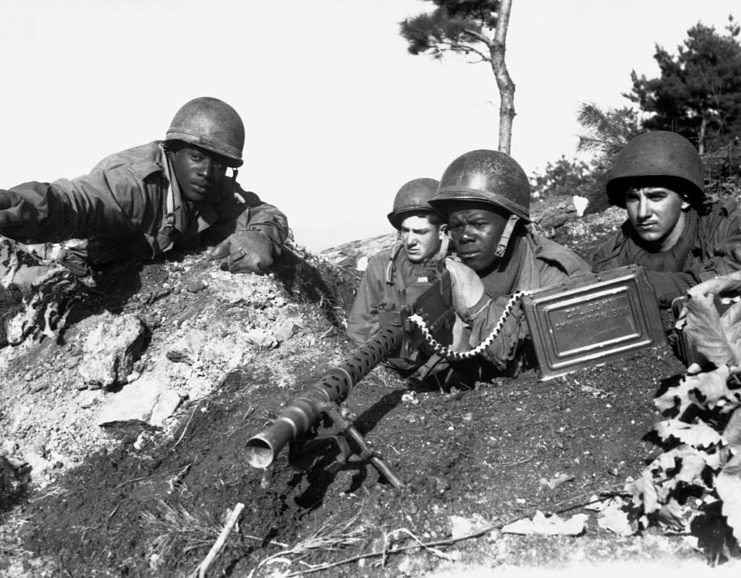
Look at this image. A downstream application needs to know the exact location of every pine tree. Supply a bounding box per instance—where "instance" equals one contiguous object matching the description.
[628,17,741,154]
[400,0,515,153]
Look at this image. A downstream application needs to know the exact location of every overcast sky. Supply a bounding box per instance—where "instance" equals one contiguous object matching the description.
[0,0,738,251]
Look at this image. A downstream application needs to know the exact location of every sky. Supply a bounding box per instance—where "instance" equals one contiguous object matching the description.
[0,0,739,252]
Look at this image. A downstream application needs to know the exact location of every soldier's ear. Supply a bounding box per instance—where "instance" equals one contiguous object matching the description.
[680,192,691,211]
[438,224,449,239]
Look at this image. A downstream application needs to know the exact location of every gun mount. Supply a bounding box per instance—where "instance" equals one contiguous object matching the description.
[245,262,454,488]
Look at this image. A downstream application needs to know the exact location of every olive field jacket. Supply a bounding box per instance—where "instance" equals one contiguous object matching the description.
[0,141,288,265]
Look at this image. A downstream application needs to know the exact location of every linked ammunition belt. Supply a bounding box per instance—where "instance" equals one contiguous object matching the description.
[408,290,530,360]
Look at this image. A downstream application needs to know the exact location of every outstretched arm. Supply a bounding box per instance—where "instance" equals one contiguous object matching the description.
[0,181,132,244]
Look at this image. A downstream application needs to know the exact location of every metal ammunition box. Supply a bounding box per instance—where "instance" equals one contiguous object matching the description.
[522,265,666,380]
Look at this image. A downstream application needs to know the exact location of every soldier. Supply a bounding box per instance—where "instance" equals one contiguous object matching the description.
[346,178,447,371]
[0,96,288,278]
[429,149,590,377]
[592,131,741,308]
[0,96,289,345]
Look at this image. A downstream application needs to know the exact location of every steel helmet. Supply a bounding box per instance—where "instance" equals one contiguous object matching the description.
[387,178,440,229]
[606,131,704,207]
[165,97,245,167]
[429,149,530,222]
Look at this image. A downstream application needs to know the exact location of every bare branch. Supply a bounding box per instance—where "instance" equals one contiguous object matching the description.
[461,26,491,46]
[438,40,490,62]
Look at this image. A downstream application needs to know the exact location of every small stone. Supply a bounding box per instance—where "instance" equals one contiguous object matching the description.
[1,440,19,455]
[30,380,49,393]
[185,279,207,293]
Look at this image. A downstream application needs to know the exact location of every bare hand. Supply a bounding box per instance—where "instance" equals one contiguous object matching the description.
[445,258,485,317]
[209,231,274,274]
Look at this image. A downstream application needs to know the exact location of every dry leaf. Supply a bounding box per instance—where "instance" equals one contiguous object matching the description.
[654,419,725,450]
[716,453,741,542]
[655,365,738,417]
[539,472,575,490]
[657,498,696,533]
[448,514,489,540]
[688,365,741,413]
[625,470,661,513]
[722,410,741,452]
[685,272,741,366]
[597,499,635,536]
[501,510,587,536]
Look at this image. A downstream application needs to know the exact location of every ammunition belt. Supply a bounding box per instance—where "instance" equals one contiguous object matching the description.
[409,290,530,360]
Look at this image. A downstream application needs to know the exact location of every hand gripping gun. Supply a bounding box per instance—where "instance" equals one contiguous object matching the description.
[244,261,455,488]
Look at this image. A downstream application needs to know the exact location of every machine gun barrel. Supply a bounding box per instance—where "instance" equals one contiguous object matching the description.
[245,325,404,469]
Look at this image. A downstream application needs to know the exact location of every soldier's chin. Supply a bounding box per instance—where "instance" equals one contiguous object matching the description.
[181,189,206,202]
[405,251,425,263]
[635,229,664,244]
[460,254,491,273]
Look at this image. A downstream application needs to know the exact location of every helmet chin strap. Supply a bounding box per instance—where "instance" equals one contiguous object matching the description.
[385,233,404,284]
[435,225,450,261]
[495,214,519,259]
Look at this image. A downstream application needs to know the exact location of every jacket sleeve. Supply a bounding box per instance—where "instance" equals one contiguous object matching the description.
[590,229,628,273]
[463,293,529,371]
[690,204,741,280]
[0,179,134,244]
[346,256,385,347]
[207,185,289,256]
[644,270,697,308]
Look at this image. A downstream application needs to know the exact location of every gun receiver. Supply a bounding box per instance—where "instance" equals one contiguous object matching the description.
[245,262,454,488]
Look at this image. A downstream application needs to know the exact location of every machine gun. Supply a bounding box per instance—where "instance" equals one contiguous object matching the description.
[244,261,455,488]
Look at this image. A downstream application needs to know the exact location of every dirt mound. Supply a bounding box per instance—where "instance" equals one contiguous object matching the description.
[0,205,734,576]
[9,344,704,577]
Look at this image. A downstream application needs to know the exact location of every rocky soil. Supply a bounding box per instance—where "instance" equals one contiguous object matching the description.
[0,195,737,577]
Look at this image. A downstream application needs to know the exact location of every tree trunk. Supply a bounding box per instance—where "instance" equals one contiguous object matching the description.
[698,116,707,155]
[490,0,515,154]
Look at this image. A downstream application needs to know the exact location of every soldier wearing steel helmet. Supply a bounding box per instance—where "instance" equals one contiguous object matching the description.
[0,96,288,276]
[430,149,590,376]
[346,178,448,370]
[592,131,741,308]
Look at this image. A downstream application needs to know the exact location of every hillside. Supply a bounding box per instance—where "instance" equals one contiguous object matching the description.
[0,197,737,577]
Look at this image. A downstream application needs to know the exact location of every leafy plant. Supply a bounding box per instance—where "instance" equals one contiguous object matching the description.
[530,155,596,201]
[612,272,741,564]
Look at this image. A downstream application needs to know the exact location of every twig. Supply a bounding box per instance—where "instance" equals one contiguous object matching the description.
[282,483,630,577]
[107,503,121,520]
[242,534,288,548]
[496,454,534,467]
[191,502,244,578]
[172,401,201,449]
[114,466,190,490]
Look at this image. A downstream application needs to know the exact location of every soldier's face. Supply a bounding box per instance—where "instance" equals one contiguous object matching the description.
[171,145,228,203]
[399,215,444,263]
[625,186,688,250]
[447,207,508,272]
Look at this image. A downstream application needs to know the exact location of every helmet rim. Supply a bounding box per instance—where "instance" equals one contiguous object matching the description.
[165,97,245,168]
